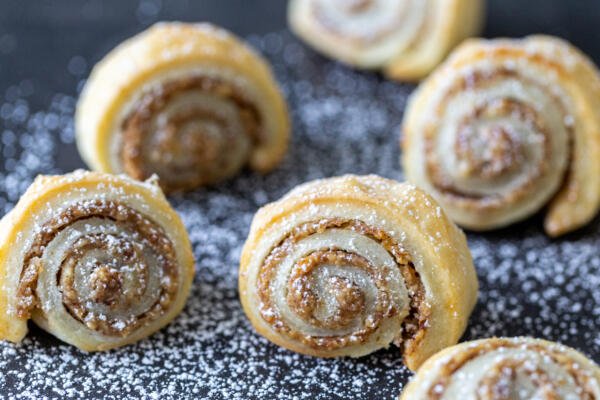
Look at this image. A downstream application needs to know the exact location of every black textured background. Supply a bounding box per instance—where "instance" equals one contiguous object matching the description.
[2,0,600,170]
[0,1,599,399]
[0,0,600,115]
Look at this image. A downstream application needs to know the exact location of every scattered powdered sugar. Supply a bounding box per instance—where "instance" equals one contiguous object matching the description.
[0,84,76,213]
[0,30,598,399]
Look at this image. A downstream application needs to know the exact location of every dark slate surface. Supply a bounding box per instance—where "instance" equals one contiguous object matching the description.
[0,1,599,399]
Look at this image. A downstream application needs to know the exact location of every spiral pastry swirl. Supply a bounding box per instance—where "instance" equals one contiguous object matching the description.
[403,36,600,236]
[76,22,289,192]
[400,337,600,399]
[288,0,484,80]
[0,171,194,350]
[239,175,478,370]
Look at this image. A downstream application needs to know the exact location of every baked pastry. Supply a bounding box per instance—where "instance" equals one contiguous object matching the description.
[76,22,289,193]
[400,337,600,399]
[288,0,484,81]
[0,170,195,351]
[239,174,478,370]
[402,35,600,236]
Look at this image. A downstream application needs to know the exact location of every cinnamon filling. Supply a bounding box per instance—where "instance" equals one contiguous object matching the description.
[424,68,572,209]
[89,264,124,307]
[312,0,416,46]
[121,76,262,192]
[258,218,429,356]
[453,99,542,180]
[341,0,372,13]
[286,250,385,332]
[16,200,178,337]
[427,340,598,399]
[477,360,556,399]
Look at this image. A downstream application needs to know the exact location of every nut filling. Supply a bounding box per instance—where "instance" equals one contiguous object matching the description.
[310,0,427,49]
[424,68,572,209]
[121,76,262,192]
[427,340,598,400]
[258,218,429,355]
[16,200,179,337]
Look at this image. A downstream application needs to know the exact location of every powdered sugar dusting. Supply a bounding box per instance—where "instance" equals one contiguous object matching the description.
[0,31,598,399]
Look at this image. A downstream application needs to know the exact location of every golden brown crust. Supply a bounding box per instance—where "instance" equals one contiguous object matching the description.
[403,35,600,236]
[239,174,478,370]
[76,22,289,192]
[0,170,195,351]
[400,337,600,399]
